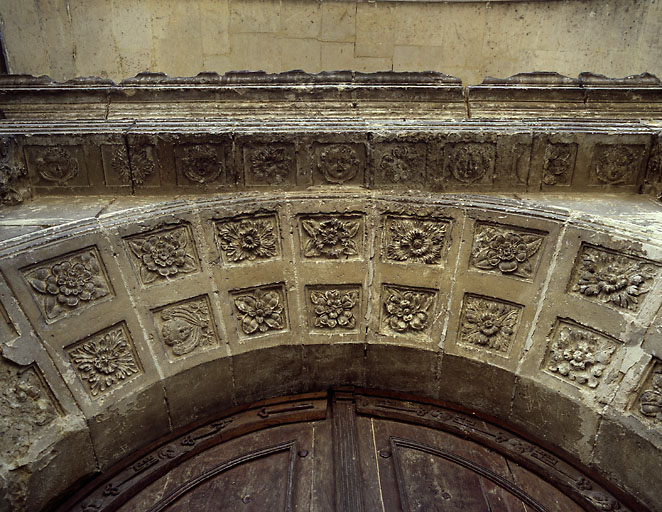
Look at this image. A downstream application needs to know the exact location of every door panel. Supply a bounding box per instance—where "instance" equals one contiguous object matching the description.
[66,392,633,512]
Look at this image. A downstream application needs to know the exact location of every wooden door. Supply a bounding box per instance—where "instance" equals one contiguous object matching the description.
[65,391,636,512]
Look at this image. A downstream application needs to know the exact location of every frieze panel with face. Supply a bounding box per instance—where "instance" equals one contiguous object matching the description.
[568,245,658,312]
[26,145,88,188]
[23,247,113,322]
[379,284,437,338]
[67,323,142,398]
[306,285,361,333]
[313,143,365,185]
[382,215,450,265]
[299,214,364,260]
[231,284,287,338]
[590,144,644,186]
[457,295,523,354]
[0,358,60,461]
[543,320,619,389]
[542,143,577,186]
[243,144,296,186]
[443,142,495,186]
[175,144,227,186]
[125,225,199,286]
[152,296,219,359]
[470,222,545,280]
[215,214,281,264]
[637,360,662,424]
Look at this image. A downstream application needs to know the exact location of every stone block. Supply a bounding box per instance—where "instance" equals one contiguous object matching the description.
[366,344,440,398]
[229,0,280,34]
[280,0,321,39]
[320,2,356,43]
[280,38,321,73]
[229,33,281,72]
[355,3,396,59]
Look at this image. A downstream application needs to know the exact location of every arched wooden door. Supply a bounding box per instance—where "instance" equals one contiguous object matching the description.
[64,390,636,512]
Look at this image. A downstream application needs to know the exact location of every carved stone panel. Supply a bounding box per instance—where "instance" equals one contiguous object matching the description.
[470,222,545,280]
[372,143,426,187]
[125,225,200,287]
[243,144,296,186]
[22,247,113,323]
[25,145,89,187]
[457,294,523,354]
[103,144,158,187]
[543,320,620,389]
[542,143,577,186]
[175,144,227,186]
[379,284,437,338]
[442,142,496,186]
[568,245,658,312]
[67,323,143,398]
[637,359,662,424]
[214,214,281,265]
[0,137,28,205]
[305,285,361,333]
[231,284,288,338]
[312,143,365,185]
[382,215,450,265]
[152,295,219,359]
[0,357,60,462]
[298,214,363,260]
[590,144,645,186]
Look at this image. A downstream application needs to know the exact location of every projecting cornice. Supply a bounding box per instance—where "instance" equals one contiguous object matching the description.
[0,71,660,205]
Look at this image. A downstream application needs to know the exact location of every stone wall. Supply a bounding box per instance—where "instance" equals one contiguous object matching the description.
[1,0,661,84]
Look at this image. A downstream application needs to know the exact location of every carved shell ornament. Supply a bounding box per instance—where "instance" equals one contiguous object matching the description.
[318,144,360,184]
[160,302,212,356]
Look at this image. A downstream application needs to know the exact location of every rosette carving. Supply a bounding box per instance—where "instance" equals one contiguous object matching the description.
[459,296,521,353]
[216,216,279,263]
[385,217,448,264]
[233,287,286,335]
[471,224,544,279]
[246,145,293,185]
[310,288,359,330]
[381,285,435,335]
[301,216,361,259]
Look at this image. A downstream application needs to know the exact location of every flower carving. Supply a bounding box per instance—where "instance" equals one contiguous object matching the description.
[471,225,544,278]
[639,366,662,422]
[446,143,493,184]
[546,324,616,388]
[572,247,656,311]
[127,227,197,285]
[543,143,575,185]
[179,144,223,184]
[459,296,521,353]
[310,289,359,330]
[318,144,361,184]
[34,147,78,185]
[234,288,285,335]
[69,327,141,396]
[25,250,111,321]
[379,146,417,184]
[386,217,448,264]
[158,298,216,357]
[383,286,435,334]
[247,145,293,185]
[301,216,361,259]
[111,145,156,185]
[216,217,278,263]
[594,145,636,185]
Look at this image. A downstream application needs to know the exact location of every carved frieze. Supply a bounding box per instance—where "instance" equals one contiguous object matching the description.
[383,215,449,264]
[231,284,287,336]
[591,144,643,186]
[0,356,59,461]
[470,222,545,279]
[153,296,218,358]
[110,144,157,185]
[215,214,280,264]
[307,285,360,332]
[175,144,226,185]
[638,361,662,423]
[544,320,619,389]
[125,225,199,286]
[458,295,522,353]
[542,143,577,186]
[314,143,364,185]
[568,245,658,312]
[244,144,295,186]
[374,143,426,187]
[299,214,363,260]
[67,323,142,397]
[380,285,436,337]
[23,248,112,322]
[444,142,495,185]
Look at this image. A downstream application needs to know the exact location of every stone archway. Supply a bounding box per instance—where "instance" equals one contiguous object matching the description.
[0,73,660,511]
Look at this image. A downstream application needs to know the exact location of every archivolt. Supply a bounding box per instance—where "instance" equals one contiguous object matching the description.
[0,191,661,511]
